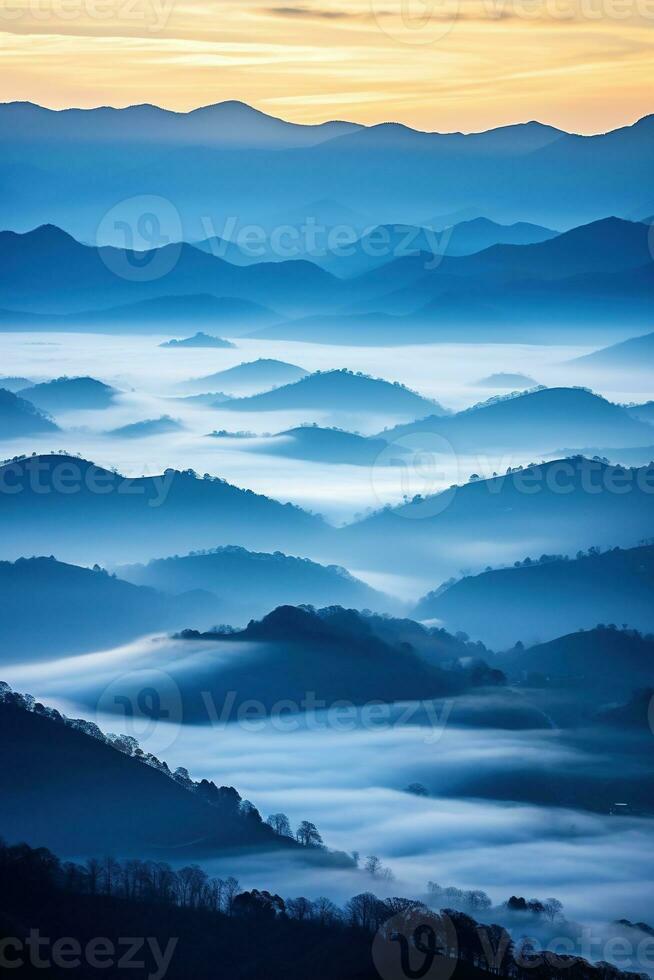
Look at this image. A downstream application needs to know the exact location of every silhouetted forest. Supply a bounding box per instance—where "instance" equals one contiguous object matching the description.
[0,839,645,980]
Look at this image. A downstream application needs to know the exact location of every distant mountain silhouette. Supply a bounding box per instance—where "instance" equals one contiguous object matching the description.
[336,457,654,580]
[0,387,59,436]
[0,691,288,858]
[319,218,559,278]
[629,401,654,423]
[252,219,654,343]
[572,330,654,369]
[0,454,330,565]
[415,544,654,648]
[473,373,538,389]
[1,100,361,149]
[18,376,117,412]
[0,295,279,335]
[245,425,401,466]
[0,226,337,318]
[0,376,34,392]
[382,387,654,452]
[220,369,443,417]
[183,358,309,395]
[160,331,235,349]
[106,416,184,438]
[3,105,652,245]
[0,555,217,660]
[116,544,387,621]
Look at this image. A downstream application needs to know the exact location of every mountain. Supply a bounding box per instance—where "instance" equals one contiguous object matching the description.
[498,626,654,696]
[0,226,338,318]
[165,605,501,718]
[381,387,654,452]
[0,690,287,858]
[415,544,654,648]
[244,425,401,466]
[0,376,34,392]
[0,294,278,335]
[336,457,654,580]
[18,376,118,412]
[319,218,559,278]
[4,104,652,240]
[0,555,218,660]
[160,331,235,349]
[473,373,539,389]
[106,416,184,438]
[116,545,388,622]
[629,402,654,423]
[571,330,654,370]
[0,387,59,436]
[220,369,444,417]
[0,454,330,565]
[183,359,309,395]
[1,100,361,150]
[251,220,654,344]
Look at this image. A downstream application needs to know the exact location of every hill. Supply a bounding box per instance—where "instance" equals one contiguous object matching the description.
[498,626,654,696]
[0,376,34,392]
[0,689,288,858]
[0,454,330,566]
[572,330,654,370]
[629,402,654,423]
[116,545,388,622]
[0,555,218,660]
[473,373,539,389]
[244,425,400,466]
[336,457,654,580]
[415,544,654,648]
[220,369,443,417]
[381,387,654,452]
[107,416,184,438]
[168,604,503,717]
[0,387,59,436]
[160,332,235,349]
[320,218,559,278]
[18,376,118,412]
[184,359,309,395]
[0,226,337,319]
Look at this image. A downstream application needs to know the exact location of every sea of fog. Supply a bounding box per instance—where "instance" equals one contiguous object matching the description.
[4,637,654,933]
[1,332,652,530]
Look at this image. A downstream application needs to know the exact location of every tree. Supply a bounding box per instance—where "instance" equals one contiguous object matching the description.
[266,813,292,837]
[296,820,323,848]
[364,855,383,878]
[224,875,240,915]
[405,783,428,796]
[543,897,564,921]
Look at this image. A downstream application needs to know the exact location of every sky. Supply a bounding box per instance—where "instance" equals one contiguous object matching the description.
[0,0,652,132]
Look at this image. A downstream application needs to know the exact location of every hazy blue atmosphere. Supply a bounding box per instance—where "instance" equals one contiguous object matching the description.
[0,100,653,980]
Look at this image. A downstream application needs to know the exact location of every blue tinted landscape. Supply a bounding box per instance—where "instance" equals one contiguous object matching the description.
[0,99,653,980]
